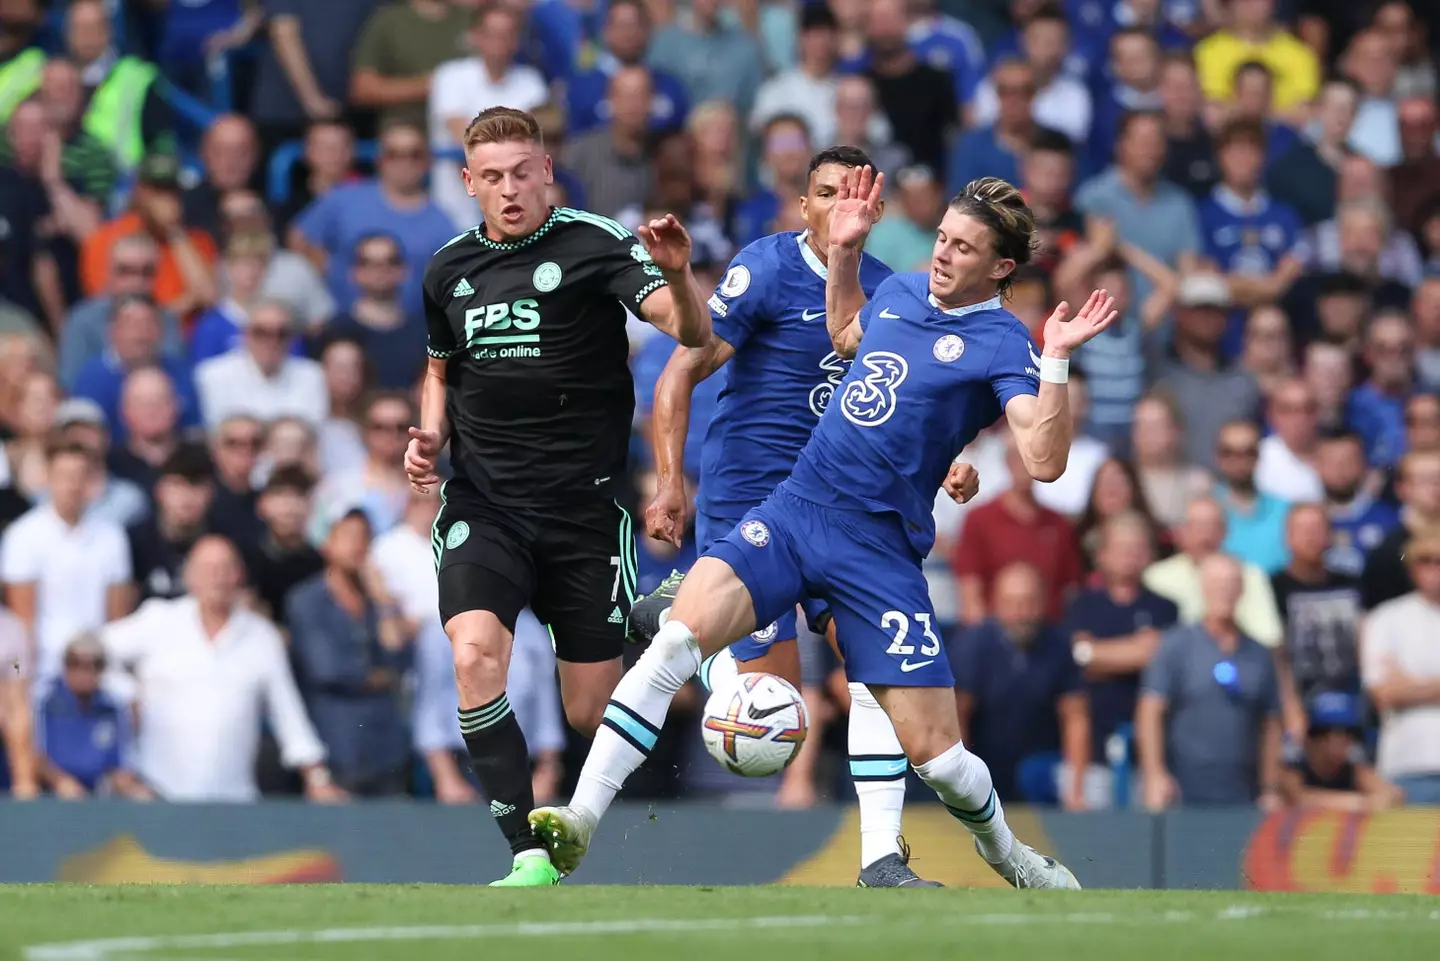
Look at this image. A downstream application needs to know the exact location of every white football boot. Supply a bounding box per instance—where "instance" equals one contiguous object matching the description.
[980,839,1082,889]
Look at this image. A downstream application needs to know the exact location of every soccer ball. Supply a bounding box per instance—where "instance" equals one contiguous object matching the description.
[701,672,808,777]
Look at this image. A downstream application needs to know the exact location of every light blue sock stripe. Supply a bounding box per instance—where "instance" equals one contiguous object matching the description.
[698,653,718,693]
[602,703,658,751]
[850,757,909,779]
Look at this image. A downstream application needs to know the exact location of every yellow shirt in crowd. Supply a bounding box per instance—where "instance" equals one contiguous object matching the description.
[1195,29,1321,111]
[1141,553,1285,648]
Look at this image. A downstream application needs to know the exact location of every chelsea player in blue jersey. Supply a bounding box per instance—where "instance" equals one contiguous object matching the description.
[633,145,979,888]
[533,171,1116,888]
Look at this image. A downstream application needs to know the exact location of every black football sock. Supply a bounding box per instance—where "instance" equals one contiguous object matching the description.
[459,694,544,858]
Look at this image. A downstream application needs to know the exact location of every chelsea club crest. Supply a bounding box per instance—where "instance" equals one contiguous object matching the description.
[933,334,965,362]
[740,520,770,547]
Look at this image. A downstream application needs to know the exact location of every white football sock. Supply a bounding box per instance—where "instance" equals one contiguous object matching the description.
[913,740,1015,863]
[698,645,739,693]
[847,682,906,868]
[569,620,702,821]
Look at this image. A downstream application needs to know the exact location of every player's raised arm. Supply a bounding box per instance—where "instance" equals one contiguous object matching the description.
[825,165,884,359]
[634,214,712,348]
[1003,289,1117,482]
[647,338,735,546]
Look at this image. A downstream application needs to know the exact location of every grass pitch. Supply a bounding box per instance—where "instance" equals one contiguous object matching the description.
[3,885,1438,961]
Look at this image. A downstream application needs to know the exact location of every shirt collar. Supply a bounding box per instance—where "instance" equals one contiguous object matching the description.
[1211,184,1271,217]
[927,294,1002,316]
[796,231,828,280]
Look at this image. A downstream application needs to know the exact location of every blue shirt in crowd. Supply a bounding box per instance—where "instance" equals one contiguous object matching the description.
[1074,166,1201,306]
[566,55,690,136]
[1346,383,1411,469]
[158,0,242,65]
[71,353,202,441]
[1327,493,1401,577]
[190,304,306,365]
[1198,186,1303,357]
[328,310,429,390]
[36,682,131,792]
[947,125,1022,198]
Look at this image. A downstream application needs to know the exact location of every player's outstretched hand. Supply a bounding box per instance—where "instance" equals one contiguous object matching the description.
[942,461,981,504]
[1041,288,1119,356]
[829,164,884,249]
[644,481,687,548]
[637,213,693,272]
[405,427,442,493]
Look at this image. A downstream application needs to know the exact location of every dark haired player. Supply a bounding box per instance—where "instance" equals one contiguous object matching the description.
[634,146,977,887]
[404,106,711,887]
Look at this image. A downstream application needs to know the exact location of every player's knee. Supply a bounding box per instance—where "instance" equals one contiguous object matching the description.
[447,614,510,684]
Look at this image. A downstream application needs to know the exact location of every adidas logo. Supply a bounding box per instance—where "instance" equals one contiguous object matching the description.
[452,278,476,298]
[608,606,624,624]
[489,799,516,818]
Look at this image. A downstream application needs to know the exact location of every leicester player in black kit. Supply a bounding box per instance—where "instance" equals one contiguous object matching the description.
[403,106,712,886]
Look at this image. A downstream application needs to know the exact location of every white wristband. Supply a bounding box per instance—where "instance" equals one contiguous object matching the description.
[1039,355,1069,384]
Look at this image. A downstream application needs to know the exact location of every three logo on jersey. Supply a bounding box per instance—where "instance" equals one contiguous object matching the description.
[841,351,909,428]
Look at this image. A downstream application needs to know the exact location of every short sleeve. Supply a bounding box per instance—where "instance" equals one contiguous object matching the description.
[104,527,133,584]
[0,521,37,583]
[707,248,773,352]
[591,223,668,312]
[423,262,457,359]
[988,324,1040,409]
[1139,630,1182,701]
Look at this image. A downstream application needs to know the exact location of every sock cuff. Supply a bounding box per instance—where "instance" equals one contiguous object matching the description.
[912,739,968,779]
[601,699,661,753]
[458,694,512,734]
[847,681,880,710]
[848,753,908,782]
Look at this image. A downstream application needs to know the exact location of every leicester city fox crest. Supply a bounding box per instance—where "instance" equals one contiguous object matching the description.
[841,351,909,428]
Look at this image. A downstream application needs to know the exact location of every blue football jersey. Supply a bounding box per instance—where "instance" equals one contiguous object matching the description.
[697,231,893,519]
[1198,187,1303,277]
[786,272,1041,557]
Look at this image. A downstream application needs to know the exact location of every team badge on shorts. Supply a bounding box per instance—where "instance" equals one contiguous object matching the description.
[933,334,965,362]
[446,521,471,550]
[751,622,778,642]
[740,519,770,547]
[532,262,563,292]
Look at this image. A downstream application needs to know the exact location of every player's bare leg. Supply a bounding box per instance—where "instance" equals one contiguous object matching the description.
[446,607,559,886]
[556,657,623,738]
[530,556,755,874]
[869,685,1081,890]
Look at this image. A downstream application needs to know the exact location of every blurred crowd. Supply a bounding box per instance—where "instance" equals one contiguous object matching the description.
[1,0,1439,815]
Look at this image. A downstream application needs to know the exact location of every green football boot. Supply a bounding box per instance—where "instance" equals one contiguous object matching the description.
[488,855,561,887]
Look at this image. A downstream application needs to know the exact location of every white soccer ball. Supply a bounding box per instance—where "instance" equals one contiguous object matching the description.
[701,672,809,777]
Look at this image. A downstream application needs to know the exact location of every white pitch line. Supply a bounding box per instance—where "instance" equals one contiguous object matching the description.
[22,905,1440,961]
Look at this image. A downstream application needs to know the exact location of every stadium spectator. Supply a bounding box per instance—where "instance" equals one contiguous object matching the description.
[71,294,201,441]
[750,2,839,148]
[190,232,293,365]
[315,337,369,476]
[311,392,412,539]
[0,99,68,331]
[154,0,262,97]
[731,113,814,244]
[570,0,689,138]
[61,0,172,168]
[1346,311,1416,469]
[273,121,357,232]
[108,366,184,496]
[866,164,944,274]
[214,190,336,332]
[1362,527,1440,803]
[242,466,323,621]
[1213,420,1290,573]
[127,445,215,604]
[427,3,548,230]
[1390,96,1440,237]
[57,234,185,390]
[1270,504,1363,738]
[1340,29,1400,168]
[1403,393,1440,458]
[51,397,149,527]
[1225,62,1300,162]
[3,59,117,208]
[1298,156,1425,290]
[251,0,384,151]
[1063,512,1178,806]
[1303,340,1355,430]
[1074,459,1165,571]
[1128,392,1212,530]
[1414,277,1440,390]
[953,561,1090,809]
[322,234,423,391]
[954,434,1085,625]
[0,441,133,680]
[0,0,41,123]
[1137,552,1284,809]
[857,0,956,174]
[291,121,455,312]
[101,535,343,802]
[1021,130,1083,277]
[686,100,745,224]
[1091,28,1163,173]
[1315,431,1399,576]
[349,0,472,133]
[196,300,328,429]
[1194,0,1319,116]
[1240,307,1296,401]
[949,58,1044,194]
[1256,378,1323,502]
[648,0,765,119]
[829,74,908,179]
[80,154,219,315]
[1362,450,1440,610]
[1279,691,1400,811]
[35,632,150,799]
[286,510,413,796]
[1267,77,1353,227]
[562,66,658,220]
[374,491,565,804]
[1,369,57,501]
[261,416,321,484]
[205,413,264,549]
[182,115,261,238]
[1158,52,1217,199]
[1142,496,1284,647]
[0,601,37,798]
[971,6,1091,146]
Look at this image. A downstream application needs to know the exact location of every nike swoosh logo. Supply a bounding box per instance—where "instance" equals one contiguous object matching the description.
[747,703,790,720]
[1029,346,1042,367]
[899,659,935,673]
[879,308,900,319]
[802,308,825,321]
